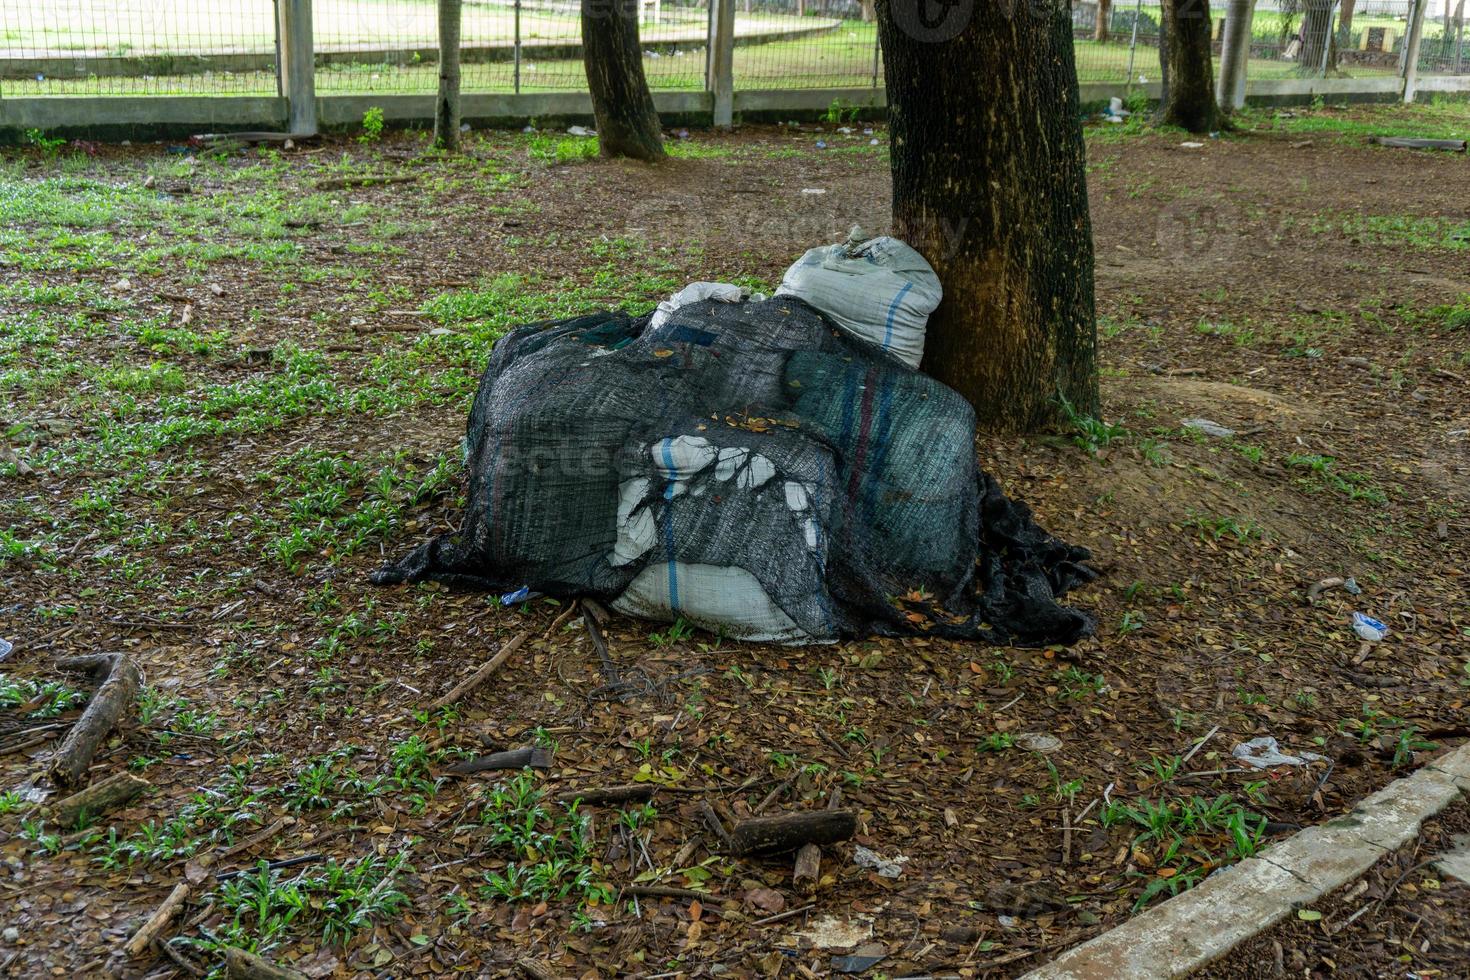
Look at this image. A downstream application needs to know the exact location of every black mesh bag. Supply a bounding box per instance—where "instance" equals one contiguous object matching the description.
[372,296,1095,646]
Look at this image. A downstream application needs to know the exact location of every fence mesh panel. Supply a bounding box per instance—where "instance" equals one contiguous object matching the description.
[732,1,880,90]
[0,0,278,97]
[2,0,1465,107]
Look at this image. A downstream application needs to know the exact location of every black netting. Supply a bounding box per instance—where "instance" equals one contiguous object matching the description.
[372,297,1095,646]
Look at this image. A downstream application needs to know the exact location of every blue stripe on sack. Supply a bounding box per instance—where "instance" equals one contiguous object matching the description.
[881,281,914,351]
[659,438,680,612]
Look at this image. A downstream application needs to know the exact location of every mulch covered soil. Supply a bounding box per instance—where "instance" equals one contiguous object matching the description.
[0,104,1467,978]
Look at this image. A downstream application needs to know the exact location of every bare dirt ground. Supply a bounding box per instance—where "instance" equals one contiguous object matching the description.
[0,103,1467,979]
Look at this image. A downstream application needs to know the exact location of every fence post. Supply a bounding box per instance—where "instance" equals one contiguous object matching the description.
[709,0,735,128]
[1123,0,1143,94]
[1318,3,1337,76]
[1217,0,1254,110]
[276,0,317,135]
[1401,0,1428,102]
[514,0,522,94]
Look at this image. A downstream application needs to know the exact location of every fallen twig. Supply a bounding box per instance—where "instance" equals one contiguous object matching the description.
[124,881,191,957]
[623,884,715,902]
[545,600,581,639]
[553,783,655,807]
[426,630,530,712]
[225,946,308,979]
[51,653,141,787]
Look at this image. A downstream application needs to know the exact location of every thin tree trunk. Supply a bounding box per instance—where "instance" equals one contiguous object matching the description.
[1217,0,1253,113]
[1096,0,1113,43]
[1160,0,1219,133]
[876,0,1098,431]
[581,0,666,161]
[1338,0,1356,38]
[860,0,876,22]
[434,0,462,150]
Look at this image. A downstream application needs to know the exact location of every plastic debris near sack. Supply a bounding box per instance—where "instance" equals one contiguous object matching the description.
[372,289,1095,646]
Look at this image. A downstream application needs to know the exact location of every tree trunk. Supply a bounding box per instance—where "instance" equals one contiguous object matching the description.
[434,0,462,151]
[1160,0,1219,133]
[1095,0,1113,43]
[1338,0,1356,38]
[581,0,666,161]
[876,0,1098,431]
[1299,0,1337,71]
[860,0,876,22]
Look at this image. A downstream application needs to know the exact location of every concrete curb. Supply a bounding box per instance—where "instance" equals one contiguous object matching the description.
[1020,741,1470,979]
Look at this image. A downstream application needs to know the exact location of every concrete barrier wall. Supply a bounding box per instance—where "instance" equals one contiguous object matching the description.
[3,76,1469,142]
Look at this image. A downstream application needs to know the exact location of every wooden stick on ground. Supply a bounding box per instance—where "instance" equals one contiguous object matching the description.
[45,771,148,828]
[224,946,308,980]
[729,810,857,856]
[544,600,580,639]
[51,653,141,787]
[427,630,530,712]
[124,881,190,957]
[553,783,656,807]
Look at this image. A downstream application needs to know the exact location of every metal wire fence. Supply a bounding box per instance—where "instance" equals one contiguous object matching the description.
[0,0,279,96]
[731,0,879,90]
[0,0,1463,101]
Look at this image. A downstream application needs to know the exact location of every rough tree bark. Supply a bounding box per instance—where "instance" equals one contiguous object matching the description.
[1300,0,1338,71]
[1096,0,1113,42]
[1217,0,1254,113]
[581,0,666,161]
[434,0,462,150]
[1160,0,1220,133]
[1338,0,1357,38]
[875,0,1098,431]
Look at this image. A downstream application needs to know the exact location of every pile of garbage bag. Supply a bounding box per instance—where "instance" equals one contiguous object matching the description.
[373,233,1094,646]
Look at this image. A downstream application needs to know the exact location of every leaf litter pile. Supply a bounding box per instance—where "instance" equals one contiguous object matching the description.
[1,102,1467,977]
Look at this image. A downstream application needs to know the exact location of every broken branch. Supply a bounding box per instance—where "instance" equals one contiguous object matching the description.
[51,652,141,787]
[224,946,308,980]
[124,881,190,957]
[45,771,149,828]
[729,810,857,856]
[427,630,530,712]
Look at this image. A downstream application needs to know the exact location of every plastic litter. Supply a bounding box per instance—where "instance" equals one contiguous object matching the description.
[815,140,827,149]
[1232,736,1328,769]
[1180,141,1205,149]
[647,281,760,331]
[1181,417,1235,437]
[800,188,827,196]
[853,845,908,878]
[832,943,887,974]
[567,125,595,137]
[1352,612,1388,642]
[795,916,873,949]
[0,638,11,659]
[500,586,537,606]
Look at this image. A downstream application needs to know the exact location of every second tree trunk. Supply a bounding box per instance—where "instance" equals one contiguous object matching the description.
[582,0,666,161]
